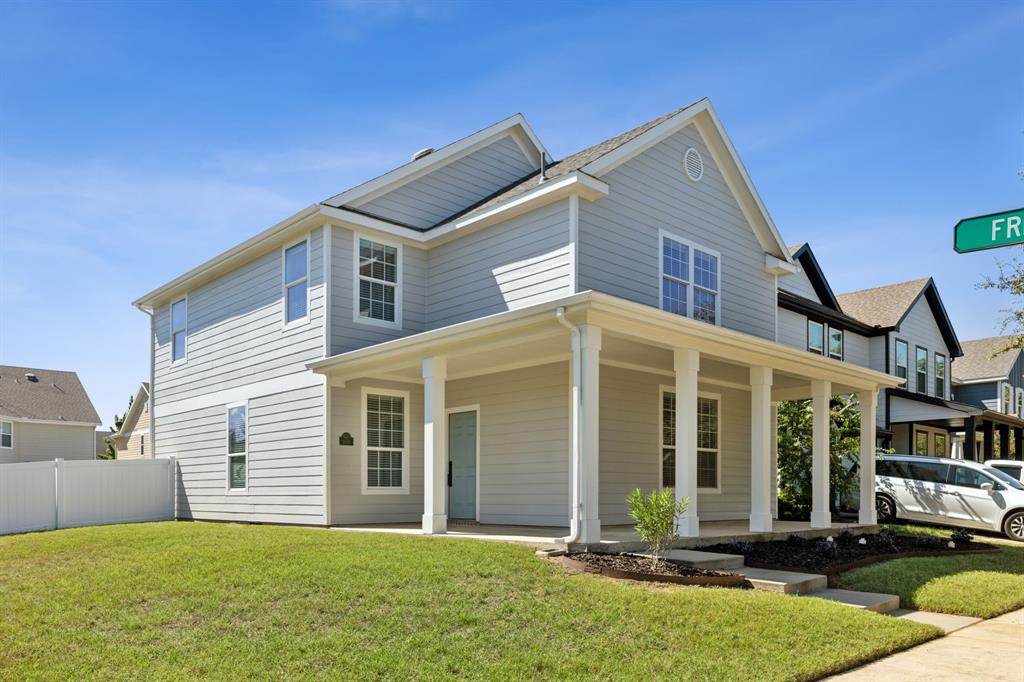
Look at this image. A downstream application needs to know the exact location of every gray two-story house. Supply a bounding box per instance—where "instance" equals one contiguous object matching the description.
[133,99,899,545]
[953,336,1024,460]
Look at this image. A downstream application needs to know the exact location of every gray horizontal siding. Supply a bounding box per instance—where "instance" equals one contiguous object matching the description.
[154,227,326,408]
[954,381,997,410]
[355,135,535,229]
[331,226,426,355]
[778,269,820,302]
[158,382,325,524]
[579,123,776,340]
[892,297,951,399]
[776,308,870,368]
[426,199,571,329]
[0,422,95,463]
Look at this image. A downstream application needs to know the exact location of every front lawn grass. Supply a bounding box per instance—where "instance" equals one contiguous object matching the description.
[0,522,938,681]
[838,524,1024,619]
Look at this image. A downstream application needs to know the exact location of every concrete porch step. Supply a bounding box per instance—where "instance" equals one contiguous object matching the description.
[807,588,900,613]
[740,567,828,594]
[664,549,745,570]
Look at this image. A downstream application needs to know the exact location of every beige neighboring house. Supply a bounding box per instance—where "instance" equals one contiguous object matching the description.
[110,383,150,459]
[0,365,101,463]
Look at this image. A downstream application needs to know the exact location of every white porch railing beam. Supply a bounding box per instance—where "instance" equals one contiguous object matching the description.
[675,348,700,537]
[577,325,602,544]
[750,367,773,533]
[810,379,832,529]
[422,356,448,534]
[858,389,878,525]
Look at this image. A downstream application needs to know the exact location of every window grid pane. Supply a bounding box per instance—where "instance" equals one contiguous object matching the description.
[895,341,908,379]
[697,397,718,450]
[367,394,405,488]
[229,454,246,490]
[360,280,396,322]
[286,281,308,322]
[360,239,398,283]
[662,392,676,447]
[227,405,247,454]
[662,279,688,316]
[172,331,186,361]
[916,348,927,393]
[662,448,675,489]
[829,328,843,359]
[693,288,716,324]
[663,238,689,282]
[285,242,307,284]
[808,321,824,354]
[693,250,718,291]
[171,299,186,331]
[697,451,717,489]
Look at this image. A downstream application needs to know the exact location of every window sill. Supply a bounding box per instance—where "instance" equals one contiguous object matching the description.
[353,315,402,331]
[697,487,722,495]
[361,486,410,496]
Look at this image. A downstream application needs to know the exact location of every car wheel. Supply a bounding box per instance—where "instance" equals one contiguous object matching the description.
[875,494,896,523]
[1003,511,1024,542]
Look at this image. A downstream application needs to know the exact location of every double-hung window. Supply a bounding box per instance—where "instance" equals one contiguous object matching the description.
[363,389,408,493]
[171,298,187,362]
[1017,388,1024,418]
[916,347,928,394]
[1004,383,1014,414]
[660,390,720,491]
[357,237,400,326]
[0,421,11,449]
[934,353,946,398]
[226,403,247,491]
[660,232,719,325]
[828,327,844,361]
[894,339,908,381]
[807,321,824,355]
[283,240,309,324]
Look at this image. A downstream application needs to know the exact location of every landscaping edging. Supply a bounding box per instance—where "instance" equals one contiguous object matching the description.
[562,555,747,586]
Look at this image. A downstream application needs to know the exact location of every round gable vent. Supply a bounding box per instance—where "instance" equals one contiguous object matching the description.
[683,147,703,182]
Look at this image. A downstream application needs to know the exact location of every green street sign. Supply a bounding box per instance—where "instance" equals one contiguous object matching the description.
[954,208,1024,253]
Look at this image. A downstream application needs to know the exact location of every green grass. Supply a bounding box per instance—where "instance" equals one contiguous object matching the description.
[0,523,938,681]
[837,524,1024,619]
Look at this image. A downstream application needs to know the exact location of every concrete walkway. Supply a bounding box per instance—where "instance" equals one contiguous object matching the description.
[829,607,1024,681]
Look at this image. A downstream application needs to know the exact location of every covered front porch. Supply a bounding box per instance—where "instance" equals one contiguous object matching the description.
[310,291,900,546]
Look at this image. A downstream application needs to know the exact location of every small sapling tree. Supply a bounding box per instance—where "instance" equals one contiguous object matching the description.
[627,488,688,569]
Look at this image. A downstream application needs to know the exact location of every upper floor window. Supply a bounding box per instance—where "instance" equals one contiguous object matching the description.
[0,421,11,449]
[227,403,248,491]
[660,232,719,325]
[284,240,309,324]
[1017,388,1024,418]
[828,327,844,361]
[894,339,908,381]
[171,298,187,362]
[915,347,928,394]
[357,237,400,326]
[1003,382,1013,414]
[807,320,824,355]
[934,353,946,398]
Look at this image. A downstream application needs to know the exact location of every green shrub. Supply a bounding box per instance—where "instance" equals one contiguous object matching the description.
[627,488,688,568]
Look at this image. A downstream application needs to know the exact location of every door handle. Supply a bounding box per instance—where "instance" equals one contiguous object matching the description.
[448,461,452,487]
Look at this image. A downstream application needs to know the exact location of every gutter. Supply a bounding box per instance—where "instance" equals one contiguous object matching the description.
[555,307,582,545]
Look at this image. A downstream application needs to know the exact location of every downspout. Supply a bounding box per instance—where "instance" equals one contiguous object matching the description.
[556,307,582,544]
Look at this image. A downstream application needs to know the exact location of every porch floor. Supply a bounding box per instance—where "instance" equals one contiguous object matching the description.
[331,519,878,551]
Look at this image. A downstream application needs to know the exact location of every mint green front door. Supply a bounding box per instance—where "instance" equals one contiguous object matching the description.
[448,410,477,520]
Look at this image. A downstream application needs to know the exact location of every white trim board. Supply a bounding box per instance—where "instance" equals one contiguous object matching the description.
[153,372,323,418]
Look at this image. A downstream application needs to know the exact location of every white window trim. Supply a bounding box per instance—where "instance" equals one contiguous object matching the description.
[352,232,403,330]
[360,386,410,495]
[1016,387,1024,418]
[225,401,249,493]
[282,236,312,328]
[658,229,722,326]
[170,295,188,365]
[894,338,909,379]
[0,420,12,449]
[915,346,928,395]
[658,386,722,494]
[934,352,947,399]
[1002,382,1014,415]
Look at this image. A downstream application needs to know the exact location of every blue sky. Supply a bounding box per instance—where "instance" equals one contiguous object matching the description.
[1,0,1021,428]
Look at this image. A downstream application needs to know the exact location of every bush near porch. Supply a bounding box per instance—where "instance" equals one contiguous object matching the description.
[838,524,1024,618]
[0,522,938,681]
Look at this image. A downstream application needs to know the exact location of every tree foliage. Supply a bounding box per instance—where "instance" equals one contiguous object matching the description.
[100,394,133,460]
[978,245,1024,353]
[627,488,688,569]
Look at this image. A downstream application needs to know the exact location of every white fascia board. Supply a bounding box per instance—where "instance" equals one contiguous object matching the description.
[323,113,547,209]
[953,376,1003,385]
[0,416,101,427]
[766,253,799,275]
[580,98,793,264]
[132,204,322,310]
[319,205,430,246]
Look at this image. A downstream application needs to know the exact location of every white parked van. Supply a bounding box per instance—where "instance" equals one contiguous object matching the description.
[986,459,1024,484]
[875,455,1024,541]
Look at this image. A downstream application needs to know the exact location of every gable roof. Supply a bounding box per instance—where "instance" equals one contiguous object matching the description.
[836,278,962,357]
[787,243,840,309]
[111,382,150,442]
[953,336,1022,382]
[0,365,101,424]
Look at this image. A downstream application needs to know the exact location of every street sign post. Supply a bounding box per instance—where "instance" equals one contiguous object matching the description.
[954,208,1024,253]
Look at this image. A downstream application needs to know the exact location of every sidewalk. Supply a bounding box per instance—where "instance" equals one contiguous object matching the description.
[829,607,1024,681]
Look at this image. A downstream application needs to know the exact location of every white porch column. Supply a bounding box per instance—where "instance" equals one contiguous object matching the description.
[810,379,832,529]
[577,325,602,544]
[750,367,773,532]
[858,389,878,525]
[675,348,700,537]
[422,356,448,534]
[770,401,779,519]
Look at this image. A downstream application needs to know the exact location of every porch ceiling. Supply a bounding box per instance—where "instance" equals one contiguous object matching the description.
[309,291,901,396]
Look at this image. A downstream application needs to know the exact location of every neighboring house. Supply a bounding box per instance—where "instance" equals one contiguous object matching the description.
[0,365,101,463]
[952,336,1024,460]
[133,98,900,543]
[110,383,151,459]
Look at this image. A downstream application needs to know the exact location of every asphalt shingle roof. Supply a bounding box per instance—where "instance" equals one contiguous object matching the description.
[953,336,1021,382]
[0,365,101,424]
[835,278,930,328]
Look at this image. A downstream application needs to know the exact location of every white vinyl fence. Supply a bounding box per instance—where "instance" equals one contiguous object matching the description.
[0,458,175,536]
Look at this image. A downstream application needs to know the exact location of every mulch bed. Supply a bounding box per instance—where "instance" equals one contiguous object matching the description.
[701,532,997,575]
[563,552,745,586]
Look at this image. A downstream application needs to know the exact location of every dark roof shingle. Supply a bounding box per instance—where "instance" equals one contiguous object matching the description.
[953,336,1022,382]
[0,365,101,424]
[835,278,930,328]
